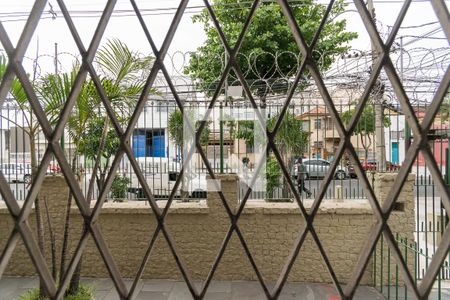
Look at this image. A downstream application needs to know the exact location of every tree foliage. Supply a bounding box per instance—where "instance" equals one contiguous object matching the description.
[235,111,307,197]
[236,111,308,158]
[235,120,254,145]
[37,67,95,151]
[266,155,282,196]
[267,111,308,158]
[79,117,120,160]
[24,39,154,296]
[168,108,211,156]
[185,0,357,94]
[168,109,184,149]
[440,96,450,122]
[340,104,391,135]
[340,103,391,158]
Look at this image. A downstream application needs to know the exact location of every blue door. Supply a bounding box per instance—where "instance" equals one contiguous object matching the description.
[391,142,399,164]
[152,133,165,157]
[132,135,146,158]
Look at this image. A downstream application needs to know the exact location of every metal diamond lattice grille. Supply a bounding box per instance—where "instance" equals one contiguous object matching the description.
[0,0,449,299]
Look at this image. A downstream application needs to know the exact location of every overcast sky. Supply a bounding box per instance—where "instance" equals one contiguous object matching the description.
[0,0,448,76]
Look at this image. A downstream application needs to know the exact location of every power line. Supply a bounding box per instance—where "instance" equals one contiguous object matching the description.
[0,0,444,22]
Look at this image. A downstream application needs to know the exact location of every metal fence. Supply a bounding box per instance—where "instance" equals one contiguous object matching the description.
[2,100,447,202]
[375,233,450,300]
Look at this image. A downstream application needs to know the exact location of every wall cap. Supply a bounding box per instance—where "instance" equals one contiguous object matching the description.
[206,173,239,181]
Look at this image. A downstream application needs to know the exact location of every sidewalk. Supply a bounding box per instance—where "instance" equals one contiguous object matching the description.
[0,277,384,300]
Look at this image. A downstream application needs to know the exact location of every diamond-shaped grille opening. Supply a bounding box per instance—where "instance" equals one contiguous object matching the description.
[0,214,32,274]
[238,200,303,281]
[313,155,376,277]
[382,222,419,294]
[61,1,103,49]
[210,232,269,293]
[96,209,158,282]
[0,96,34,205]
[286,233,330,283]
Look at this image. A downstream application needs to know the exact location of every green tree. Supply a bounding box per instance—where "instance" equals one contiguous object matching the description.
[340,103,390,161]
[168,108,184,154]
[235,111,308,197]
[36,67,96,296]
[33,39,154,296]
[168,108,211,157]
[235,120,254,145]
[266,155,282,197]
[168,108,211,198]
[439,96,450,123]
[81,38,155,193]
[78,116,120,189]
[71,39,154,294]
[267,111,308,165]
[185,0,357,101]
[269,111,308,197]
[236,112,308,163]
[185,0,355,198]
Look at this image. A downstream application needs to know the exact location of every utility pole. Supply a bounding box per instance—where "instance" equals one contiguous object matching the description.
[368,0,386,172]
[220,53,227,173]
[55,43,64,152]
[401,36,411,159]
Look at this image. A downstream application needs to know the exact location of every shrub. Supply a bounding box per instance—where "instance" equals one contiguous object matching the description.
[111,174,131,201]
[19,284,94,300]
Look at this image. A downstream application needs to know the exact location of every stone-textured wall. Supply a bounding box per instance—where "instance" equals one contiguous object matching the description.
[369,172,416,286]
[0,173,414,285]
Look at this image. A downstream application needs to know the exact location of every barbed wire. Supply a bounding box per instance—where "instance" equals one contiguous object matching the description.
[1,44,448,108]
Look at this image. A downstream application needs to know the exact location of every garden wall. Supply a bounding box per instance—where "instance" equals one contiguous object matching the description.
[0,173,415,285]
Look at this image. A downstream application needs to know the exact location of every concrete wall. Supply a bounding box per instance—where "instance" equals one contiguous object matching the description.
[0,173,415,285]
[369,172,416,286]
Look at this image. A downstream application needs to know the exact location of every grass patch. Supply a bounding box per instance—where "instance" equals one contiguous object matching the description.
[19,284,94,300]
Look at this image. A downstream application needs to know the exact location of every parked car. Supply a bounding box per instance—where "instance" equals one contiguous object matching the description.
[47,163,61,173]
[347,160,400,177]
[292,158,347,180]
[361,159,377,171]
[0,163,32,183]
[361,160,400,172]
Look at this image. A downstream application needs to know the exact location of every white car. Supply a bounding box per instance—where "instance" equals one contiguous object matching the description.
[0,163,32,183]
[292,158,347,180]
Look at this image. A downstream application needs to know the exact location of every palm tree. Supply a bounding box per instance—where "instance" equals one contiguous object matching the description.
[80,39,155,193]
[31,39,155,296]
[36,67,96,294]
[69,39,154,294]
[0,54,66,298]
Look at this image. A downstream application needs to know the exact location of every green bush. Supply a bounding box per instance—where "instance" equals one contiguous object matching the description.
[19,284,94,300]
[266,155,282,196]
[111,174,130,201]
